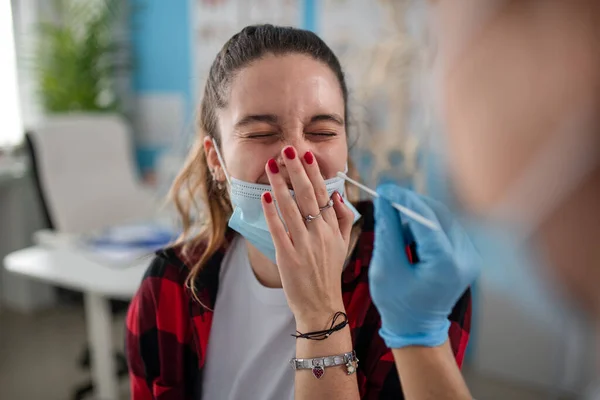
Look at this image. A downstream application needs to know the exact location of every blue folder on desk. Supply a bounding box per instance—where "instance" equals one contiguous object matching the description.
[81,224,178,266]
[86,226,175,249]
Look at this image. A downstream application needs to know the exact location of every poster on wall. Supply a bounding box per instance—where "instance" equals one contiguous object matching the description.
[193,0,300,100]
[319,0,424,190]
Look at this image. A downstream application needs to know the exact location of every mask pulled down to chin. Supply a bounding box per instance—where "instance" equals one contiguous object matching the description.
[228,176,361,264]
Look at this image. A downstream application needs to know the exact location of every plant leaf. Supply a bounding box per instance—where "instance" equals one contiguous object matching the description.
[30,0,132,113]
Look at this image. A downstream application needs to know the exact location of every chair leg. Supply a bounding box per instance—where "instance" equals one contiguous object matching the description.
[79,346,91,368]
[72,352,127,400]
[116,352,128,377]
[72,381,94,400]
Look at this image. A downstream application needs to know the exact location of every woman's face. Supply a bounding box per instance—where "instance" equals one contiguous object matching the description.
[205,53,347,186]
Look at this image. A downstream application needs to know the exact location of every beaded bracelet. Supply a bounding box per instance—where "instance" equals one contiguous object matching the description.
[291,312,348,341]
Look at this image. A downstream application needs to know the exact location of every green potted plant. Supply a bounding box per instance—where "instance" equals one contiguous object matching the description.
[33,0,129,114]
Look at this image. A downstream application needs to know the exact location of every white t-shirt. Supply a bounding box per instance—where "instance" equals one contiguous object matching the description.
[201,236,296,400]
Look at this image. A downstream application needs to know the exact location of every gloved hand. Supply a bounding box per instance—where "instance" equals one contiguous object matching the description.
[370,184,481,349]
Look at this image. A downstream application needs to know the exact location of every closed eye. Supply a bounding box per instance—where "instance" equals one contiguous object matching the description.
[246,132,278,139]
[307,131,337,136]
[307,132,338,138]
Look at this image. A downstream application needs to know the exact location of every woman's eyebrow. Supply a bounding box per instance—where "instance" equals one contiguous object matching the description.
[310,113,345,126]
[234,114,278,130]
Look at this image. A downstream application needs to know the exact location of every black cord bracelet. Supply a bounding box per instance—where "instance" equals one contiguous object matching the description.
[291,312,348,340]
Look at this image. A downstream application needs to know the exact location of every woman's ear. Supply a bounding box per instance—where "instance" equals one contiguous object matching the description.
[203,136,225,183]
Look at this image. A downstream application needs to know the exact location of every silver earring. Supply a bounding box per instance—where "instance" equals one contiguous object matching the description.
[210,169,224,190]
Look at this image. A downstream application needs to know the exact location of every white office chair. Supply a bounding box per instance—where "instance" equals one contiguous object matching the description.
[28,113,157,234]
[26,113,158,400]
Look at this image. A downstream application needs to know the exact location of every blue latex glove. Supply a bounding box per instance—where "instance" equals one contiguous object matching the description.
[370,184,481,349]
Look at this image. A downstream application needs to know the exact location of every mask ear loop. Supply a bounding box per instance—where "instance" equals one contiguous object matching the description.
[340,163,349,199]
[211,137,231,187]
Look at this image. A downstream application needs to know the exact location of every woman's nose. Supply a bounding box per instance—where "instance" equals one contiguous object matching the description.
[272,140,311,173]
[281,138,311,160]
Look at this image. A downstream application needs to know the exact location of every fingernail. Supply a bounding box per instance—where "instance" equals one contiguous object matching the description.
[268,159,279,173]
[264,192,273,204]
[338,192,344,203]
[283,146,296,160]
[303,151,314,164]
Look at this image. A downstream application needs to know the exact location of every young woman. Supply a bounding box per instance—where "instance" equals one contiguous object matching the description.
[126,24,472,400]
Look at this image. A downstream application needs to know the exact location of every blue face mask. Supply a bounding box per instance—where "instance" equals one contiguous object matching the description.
[213,139,361,264]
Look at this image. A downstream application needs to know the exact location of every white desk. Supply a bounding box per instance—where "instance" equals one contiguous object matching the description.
[3,246,149,400]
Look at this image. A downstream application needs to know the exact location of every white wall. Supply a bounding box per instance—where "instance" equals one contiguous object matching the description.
[0,0,25,148]
[0,0,56,312]
[10,0,41,133]
[0,172,56,312]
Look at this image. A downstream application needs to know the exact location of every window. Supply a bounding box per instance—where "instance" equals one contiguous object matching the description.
[0,0,23,148]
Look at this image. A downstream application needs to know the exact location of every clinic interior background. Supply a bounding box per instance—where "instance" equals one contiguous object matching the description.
[0,0,596,399]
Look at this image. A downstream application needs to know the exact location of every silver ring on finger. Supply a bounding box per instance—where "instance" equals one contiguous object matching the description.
[319,198,334,212]
[304,211,322,224]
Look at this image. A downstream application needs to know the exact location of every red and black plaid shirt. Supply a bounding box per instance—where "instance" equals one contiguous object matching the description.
[126,201,472,399]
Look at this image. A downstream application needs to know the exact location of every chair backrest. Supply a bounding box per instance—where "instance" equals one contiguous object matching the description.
[28,113,156,234]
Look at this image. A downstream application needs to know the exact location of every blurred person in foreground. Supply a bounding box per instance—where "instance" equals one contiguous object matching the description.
[370,0,600,398]
[429,0,600,319]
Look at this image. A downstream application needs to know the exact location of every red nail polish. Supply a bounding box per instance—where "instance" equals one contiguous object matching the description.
[284,146,296,160]
[303,151,314,164]
[405,245,414,263]
[338,192,344,203]
[405,243,419,264]
[264,192,273,204]
[268,159,279,173]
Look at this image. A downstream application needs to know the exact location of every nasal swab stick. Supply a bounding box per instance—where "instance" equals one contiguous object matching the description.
[337,172,440,231]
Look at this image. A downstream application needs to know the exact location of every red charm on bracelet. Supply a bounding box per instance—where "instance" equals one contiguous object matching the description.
[312,364,325,379]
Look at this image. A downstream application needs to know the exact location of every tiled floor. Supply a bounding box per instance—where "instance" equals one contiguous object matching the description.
[0,304,571,400]
[0,304,129,400]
